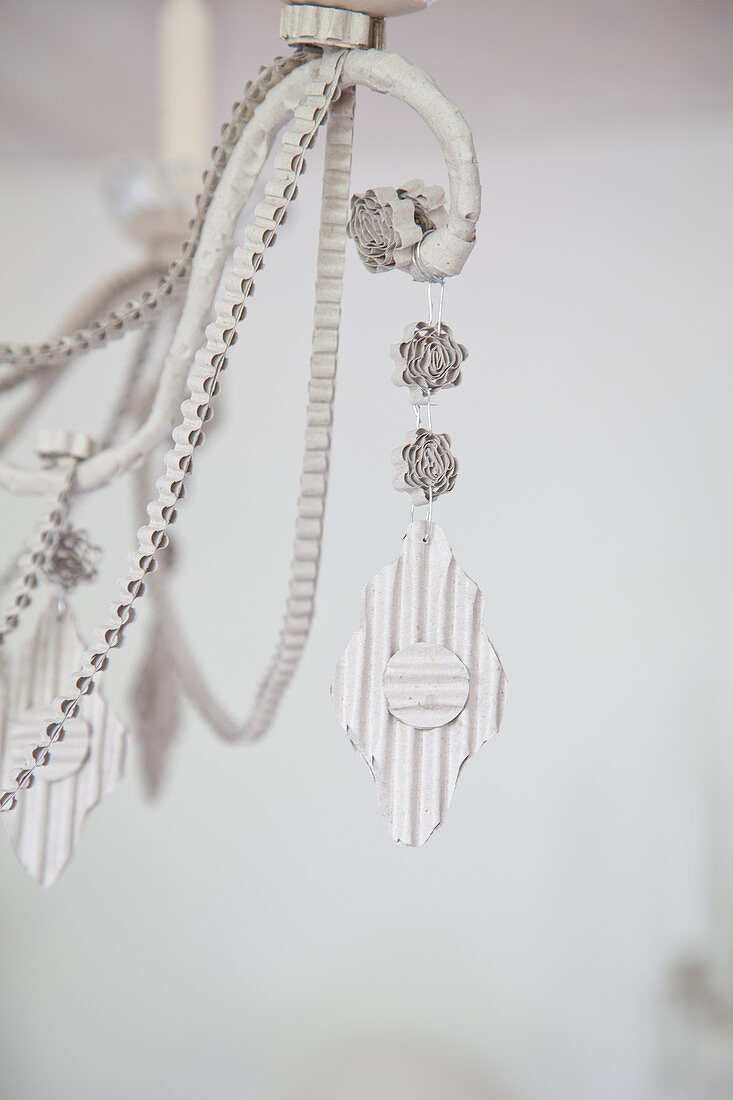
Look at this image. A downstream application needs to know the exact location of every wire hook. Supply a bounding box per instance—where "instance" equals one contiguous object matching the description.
[413,231,445,332]
[423,487,433,542]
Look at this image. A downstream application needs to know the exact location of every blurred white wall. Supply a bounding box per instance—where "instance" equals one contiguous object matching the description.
[1,2,732,1099]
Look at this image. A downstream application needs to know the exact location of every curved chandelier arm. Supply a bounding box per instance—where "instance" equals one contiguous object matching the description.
[168,50,481,744]
[0,38,484,806]
[0,48,349,813]
[342,48,480,279]
[0,55,320,497]
[143,84,356,745]
[0,47,479,498]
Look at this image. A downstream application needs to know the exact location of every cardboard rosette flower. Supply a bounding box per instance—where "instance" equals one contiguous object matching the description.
[392,427,458,505]
[392,320,468,401]
[41,527,101,590]
[347,179,447,274]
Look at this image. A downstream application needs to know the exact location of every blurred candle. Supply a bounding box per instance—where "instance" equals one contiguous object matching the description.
[158,0,213,164]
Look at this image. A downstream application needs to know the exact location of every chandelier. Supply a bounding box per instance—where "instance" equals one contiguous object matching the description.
[0,0,506,886]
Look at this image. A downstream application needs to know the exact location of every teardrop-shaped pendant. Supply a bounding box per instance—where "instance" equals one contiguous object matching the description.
[0,597,127,886]
[332,522,506,846]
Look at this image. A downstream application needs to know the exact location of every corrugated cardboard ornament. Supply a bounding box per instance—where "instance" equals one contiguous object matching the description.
[0,0,506,876]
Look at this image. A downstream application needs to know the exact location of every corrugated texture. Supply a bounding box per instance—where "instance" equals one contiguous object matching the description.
[0,54,305,376]
[0,598,126,886]
[0,52,349,812]
[143,82,356,748]
[383,642,469,729]
[332,522,506,846]
[244,84,356,740]
[280,5,380,49]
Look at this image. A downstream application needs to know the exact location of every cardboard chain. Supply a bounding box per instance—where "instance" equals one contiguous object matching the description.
[0,51,311,378]
[0,55,325,499]
[136,89,356,744]
[0,48,480,499]
[0,48,350,813]
[0,264,171,462]
[149,85,356,743]
[0,43,482,802]
[245,84,354,738]
[0,259,169,396]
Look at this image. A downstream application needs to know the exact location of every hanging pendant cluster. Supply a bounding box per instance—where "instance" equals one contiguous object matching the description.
[0,434,126,886]
[391,292,467,530]
[332,193,506,846]
[0,29,498,878]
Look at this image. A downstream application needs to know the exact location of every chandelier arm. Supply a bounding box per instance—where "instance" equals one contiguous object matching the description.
[239,83,356,741]
[0,56,321,497]
[0,51,310,379]
[0,47,480,497]
[0,48,350,813]
[145,85,356,745]
[342,48,481,279]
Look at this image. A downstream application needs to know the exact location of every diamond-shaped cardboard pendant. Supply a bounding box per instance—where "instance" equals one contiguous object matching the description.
[0,597,127,886]
[332,523,506,846]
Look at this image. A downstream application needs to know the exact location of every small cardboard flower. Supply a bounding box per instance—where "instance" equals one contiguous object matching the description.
[41,526,101,591]
[392,320,469,401]
[392,428,458,505]
[347,180,447,274]
[347,187,419,272]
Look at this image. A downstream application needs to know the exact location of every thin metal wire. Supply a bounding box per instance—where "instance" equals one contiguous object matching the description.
[408,235,451,540]
[410,400,421,525]
[423,486,433,542]
[413,231,446,334]
[408,393,436,539]
[425,280,445,332]
[412,230,438,283]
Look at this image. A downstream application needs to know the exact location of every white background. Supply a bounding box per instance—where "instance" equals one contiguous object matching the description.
[1,2,732,1098]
